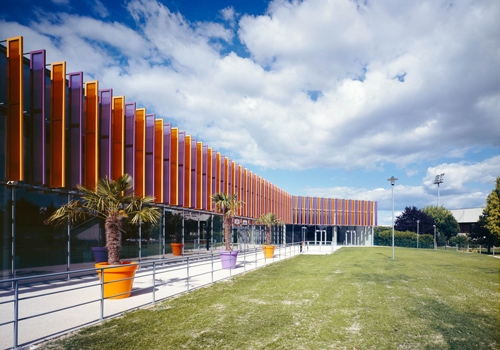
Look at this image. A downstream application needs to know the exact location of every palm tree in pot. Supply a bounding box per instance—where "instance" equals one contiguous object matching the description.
[257,212,283,258]
[46,174,161,298]
[211,193,242,269]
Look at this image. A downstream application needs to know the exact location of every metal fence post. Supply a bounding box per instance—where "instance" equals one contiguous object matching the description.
[467,244,469,253]
[152,262,156,304]
[100,267,104,321]
[456,244,458,251]
[255,248,257,269]
[479,245,481,254]
[211,251,214,284]
[67,194,71,281]
[244,248,246,273]
[186,257,190,292]
[493,246,495,256]
[14,279,18,349]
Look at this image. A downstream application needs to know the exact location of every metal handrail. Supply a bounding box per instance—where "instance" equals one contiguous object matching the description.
[0,242,304,349]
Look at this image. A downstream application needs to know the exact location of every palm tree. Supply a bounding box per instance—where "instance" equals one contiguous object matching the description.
[257,212,283,246]
[211,193,242,251]
[46,174,161,265]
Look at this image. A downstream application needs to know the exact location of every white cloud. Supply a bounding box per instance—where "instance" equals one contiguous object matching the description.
[89,0,109,18]
[301,156,498,219]
[0,0,498,176]
[220,6,237,28]
[423,156,500,194]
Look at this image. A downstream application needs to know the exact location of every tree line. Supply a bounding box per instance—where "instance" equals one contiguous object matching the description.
[375,176,500,251]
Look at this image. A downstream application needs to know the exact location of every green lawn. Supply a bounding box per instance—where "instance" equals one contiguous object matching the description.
[42,247,499,349]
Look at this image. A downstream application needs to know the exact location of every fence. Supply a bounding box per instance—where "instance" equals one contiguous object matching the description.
[0,243,303,350]
[451,244,498,255]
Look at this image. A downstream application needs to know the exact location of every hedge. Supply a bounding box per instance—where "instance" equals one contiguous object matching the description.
[374,229,434,249]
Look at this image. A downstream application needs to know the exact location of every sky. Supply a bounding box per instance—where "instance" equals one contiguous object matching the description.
[1,0,499,225]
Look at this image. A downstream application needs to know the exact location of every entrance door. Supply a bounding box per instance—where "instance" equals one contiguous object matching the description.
[315,230,327,245]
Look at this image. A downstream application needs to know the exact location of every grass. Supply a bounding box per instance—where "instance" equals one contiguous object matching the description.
[42,247,499,349]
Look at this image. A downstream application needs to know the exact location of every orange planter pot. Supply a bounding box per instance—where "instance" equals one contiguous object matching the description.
[171,243,184,256]
[96,262,138,299]
[262,245,275,258]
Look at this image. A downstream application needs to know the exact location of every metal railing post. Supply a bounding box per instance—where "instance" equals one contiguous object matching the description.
[211,251,214,284]
[67,193,71,280]
[255,248,257,269]
[100,268,104,321]
[186,257,190,292]
[14,279,19,349]
[456,244,458,251]
[152,262,156,303]
[11,186,16,289]
[493,246,495,256]
[244,248,246,273]
[479,245,481,254]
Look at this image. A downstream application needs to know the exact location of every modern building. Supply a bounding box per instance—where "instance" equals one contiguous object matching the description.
[0,36,377,281]
[450,208,484,236]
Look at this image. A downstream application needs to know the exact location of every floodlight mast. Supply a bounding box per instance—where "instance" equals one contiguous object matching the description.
[387,176,398,260]
[433,173,444,206]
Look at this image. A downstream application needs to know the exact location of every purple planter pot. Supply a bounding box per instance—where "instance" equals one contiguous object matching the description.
[91,247,108,263]
[219,250,239,269]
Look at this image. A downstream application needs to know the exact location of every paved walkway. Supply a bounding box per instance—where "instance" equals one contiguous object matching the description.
[0,244,344,349]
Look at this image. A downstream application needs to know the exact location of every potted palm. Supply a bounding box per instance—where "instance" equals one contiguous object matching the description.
[257,213,283,258]
[211,193,242,269]
[46,174,161,299]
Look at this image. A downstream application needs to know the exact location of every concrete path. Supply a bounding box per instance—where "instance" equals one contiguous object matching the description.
[301,245,344,255]
[0,244,316,350]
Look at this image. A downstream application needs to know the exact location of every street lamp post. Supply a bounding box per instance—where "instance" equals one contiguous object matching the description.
[433,224,437,250]
[416,219,420,249]
[434,173,445,207]
[387,176,398,259]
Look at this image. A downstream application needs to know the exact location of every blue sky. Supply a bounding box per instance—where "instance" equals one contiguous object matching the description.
[1,0,499,225]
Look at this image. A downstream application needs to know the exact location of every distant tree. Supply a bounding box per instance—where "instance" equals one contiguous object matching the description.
[422,205,460,240]
[470,213,498,253]
[449,235,469,248]
[483,176,500,242]
[257,213,283,246]
[394,206,435,235]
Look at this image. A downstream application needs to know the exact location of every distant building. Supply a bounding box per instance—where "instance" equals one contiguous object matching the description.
[450,208,484,235]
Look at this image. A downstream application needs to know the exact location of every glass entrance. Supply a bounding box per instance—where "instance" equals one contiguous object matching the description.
[315,229,327,245]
